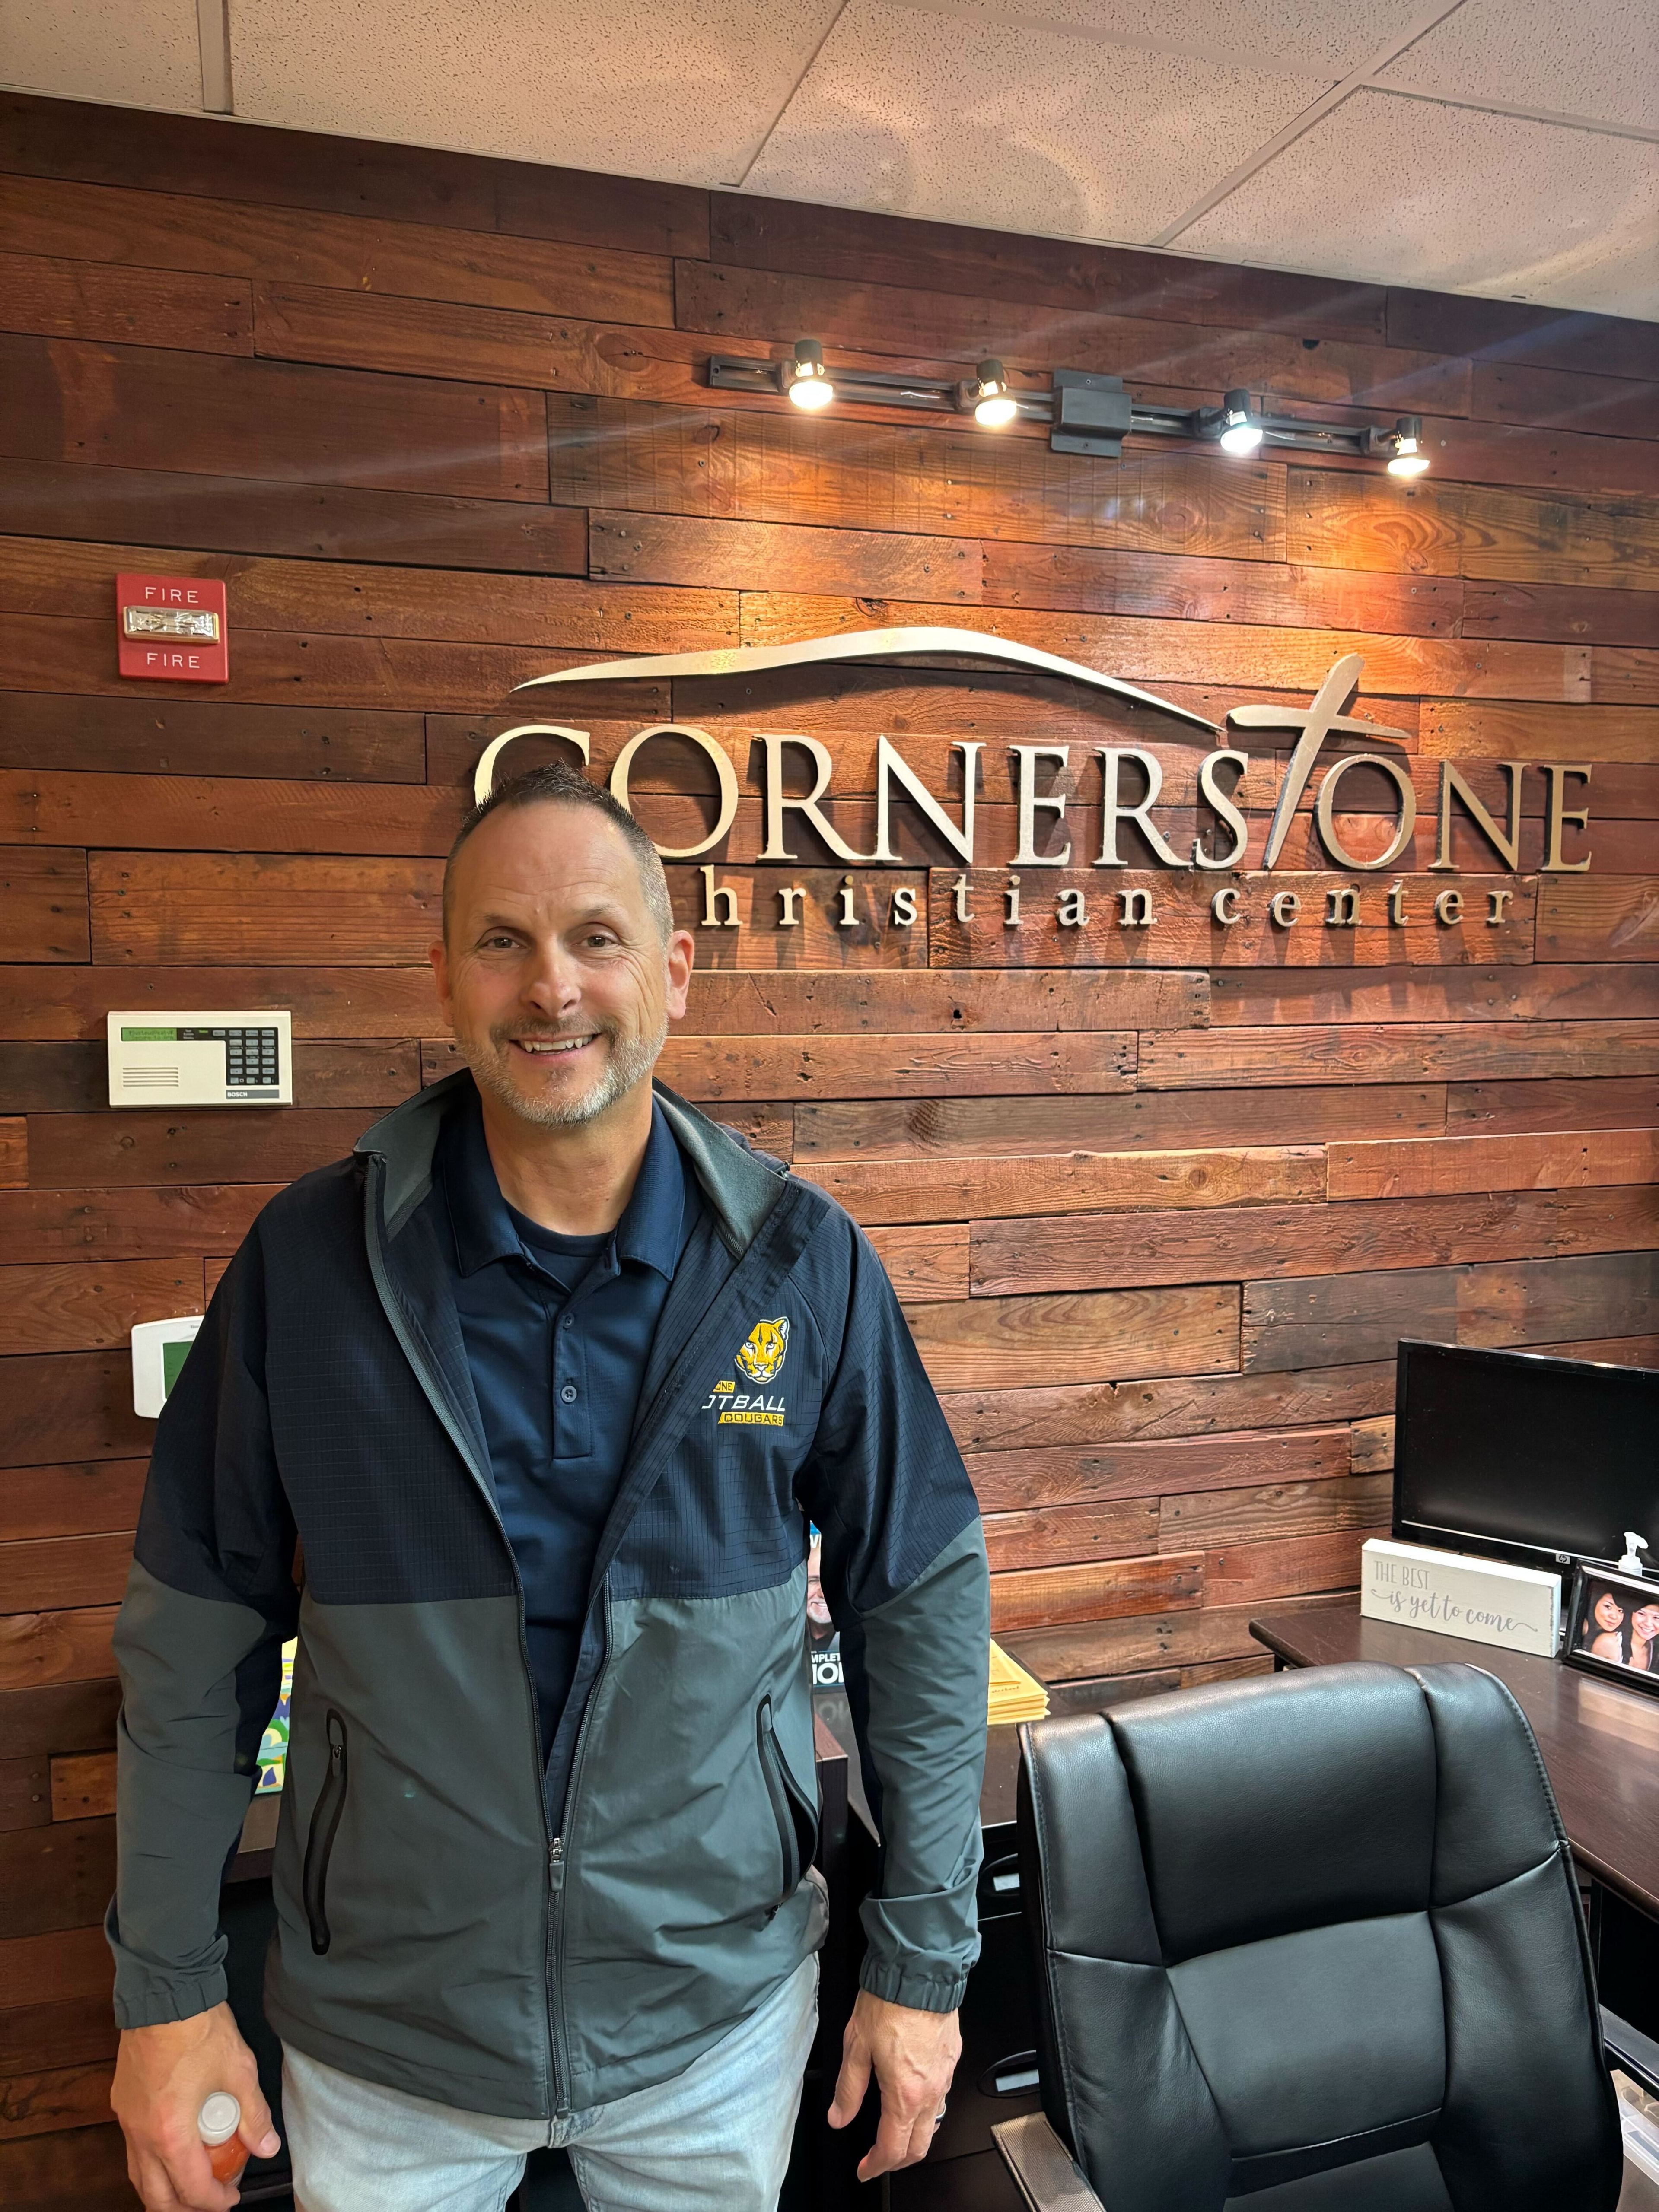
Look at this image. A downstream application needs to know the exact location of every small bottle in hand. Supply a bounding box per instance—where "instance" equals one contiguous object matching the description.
[198,2091,249,2183]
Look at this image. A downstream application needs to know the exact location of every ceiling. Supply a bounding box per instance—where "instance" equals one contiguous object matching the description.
[5,0,1656,320]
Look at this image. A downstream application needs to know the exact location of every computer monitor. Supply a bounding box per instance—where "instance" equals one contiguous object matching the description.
[1393,1340,1659,1574]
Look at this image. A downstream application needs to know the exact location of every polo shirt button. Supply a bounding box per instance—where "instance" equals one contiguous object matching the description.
[560,1383,578,1403]
[561,1313,575,1328]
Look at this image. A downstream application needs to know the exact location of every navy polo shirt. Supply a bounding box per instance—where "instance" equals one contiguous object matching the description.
[435,1090,699,1755]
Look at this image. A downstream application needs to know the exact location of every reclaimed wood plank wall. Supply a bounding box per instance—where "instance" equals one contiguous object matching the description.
[1,86,1657,2204]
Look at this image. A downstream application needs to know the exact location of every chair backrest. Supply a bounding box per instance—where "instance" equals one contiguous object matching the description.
[1016,1661,1623,2211]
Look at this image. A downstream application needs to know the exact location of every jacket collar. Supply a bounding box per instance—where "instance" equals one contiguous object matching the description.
[355,1067,790,1259]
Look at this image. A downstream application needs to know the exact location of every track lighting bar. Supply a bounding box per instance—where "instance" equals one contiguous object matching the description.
[707,348,1430,473]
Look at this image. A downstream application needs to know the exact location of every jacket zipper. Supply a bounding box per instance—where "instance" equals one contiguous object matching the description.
[301,1709,349,1955]
[547,1586,611,2106]
[361,1158,563,2112]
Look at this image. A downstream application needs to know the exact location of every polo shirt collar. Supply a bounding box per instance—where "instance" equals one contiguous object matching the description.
[444,1089,685,1282]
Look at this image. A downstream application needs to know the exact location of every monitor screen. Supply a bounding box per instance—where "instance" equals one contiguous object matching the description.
[1394,1341,1659,1572]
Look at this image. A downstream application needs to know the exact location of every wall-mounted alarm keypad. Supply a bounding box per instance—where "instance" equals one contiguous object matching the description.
[107,1011,293,1106]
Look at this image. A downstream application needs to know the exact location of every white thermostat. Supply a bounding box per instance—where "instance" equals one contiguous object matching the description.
[107,1011,293,1106]
[132,1315,205,1417]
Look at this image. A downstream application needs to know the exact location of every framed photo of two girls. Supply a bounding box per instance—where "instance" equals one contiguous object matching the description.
[1566,1563,1659,1693]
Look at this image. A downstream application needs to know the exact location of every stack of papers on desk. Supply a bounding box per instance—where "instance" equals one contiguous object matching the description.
[988,1640,1049,1725]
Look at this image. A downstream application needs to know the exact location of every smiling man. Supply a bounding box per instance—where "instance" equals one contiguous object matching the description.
[107,763,991,2212]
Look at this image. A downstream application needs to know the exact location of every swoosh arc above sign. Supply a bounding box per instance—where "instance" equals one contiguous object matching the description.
[514,624,1220,735]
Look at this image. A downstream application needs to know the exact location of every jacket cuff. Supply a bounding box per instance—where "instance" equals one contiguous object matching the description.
[106,1901,229,2029]
[857,1956,971,2014]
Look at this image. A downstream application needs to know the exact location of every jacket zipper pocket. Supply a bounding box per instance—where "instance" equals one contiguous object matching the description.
[756,1696,818,1916]
[302,1709,349,1956]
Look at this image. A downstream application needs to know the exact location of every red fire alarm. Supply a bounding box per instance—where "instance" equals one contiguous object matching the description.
[116,573,229,683]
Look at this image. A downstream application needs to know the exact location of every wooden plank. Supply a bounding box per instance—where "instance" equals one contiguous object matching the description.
[0,1121,19,1189]
[1,1351,168,1467]
[1386,287,1659,385]
[0,249,250,356]
[0,1612,118,1694]
[1350,1416,1395,1474]
[1421,701,1659,763]
[673,262,1471,414]
[0,1683,121,1760]
[1459,485,1659,591]
[658,1032,1134,1102]
[1201,1528,1374,1607]
[0,90,710,254]
[1469,359,1659,442]
[990,1551,1203,1634]
[0,539,734,655]
[949,1367,1395,1459]
[0,1538,131,1615]
[0,174,674,326]
[743,594,1586,704]
[795,1085,1444,1163]
[980,540,1462,637]
[1446,1076,1659,1134]
[0,688,424,782]
[0,1463,144,1545]
[0,334,549,503]
[0,965,442,1041]
[1536,878,1659,962]
[905,1283,1238,1392]
[1589,647,1659,707]
[1210,965,1659,1027]
[1160,1472,1392,1549]
[0,1818,117,1937]
[864,1224,967,1303]
[0,2120,130,2208]
[0,850,88,963]
[1242,1249,1659,1372]
[1287,469,1466,578]
[0,1922,114,2009]
[681,968,1207,1035]
[966,1426,1353,1513]
[592,510,984,603]
[2,610,672,715]
[1462,581,1659,649]
[0,1261,202,1356]
[970,1188,1611,1297]
[550,395,1280,558]
[0,457,585,577]
[930,871,1537,973]
[90,852,442,966]
[0,2058,113,2140]
[708,193,1388,339]
[25,1110,376,1191]
[48,1755,115,1825]
[805,1145,1323,1229]
[1328,1128,1659,1200]
[1000,1590,1346,1683]
[0,1186,272,1265]
[0,1756,49,1832]
[1,770,463,858]
[0,1997,117,2075]
[1137,1021,1659,1090]
[981,1497,1160,1573]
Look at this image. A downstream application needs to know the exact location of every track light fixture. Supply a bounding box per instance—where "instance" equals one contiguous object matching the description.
[707,342,1431,475]
[1385,416,1430,477]
[783,337,834,411]
[962,358,1019,429]
[1214,389,1264,458]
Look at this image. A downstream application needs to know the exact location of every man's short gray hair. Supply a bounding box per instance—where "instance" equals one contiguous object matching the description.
[443,761,675,944]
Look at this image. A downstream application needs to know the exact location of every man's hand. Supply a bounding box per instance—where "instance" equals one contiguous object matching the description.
[828,1988,962,2181]
[111,2005,280,2212]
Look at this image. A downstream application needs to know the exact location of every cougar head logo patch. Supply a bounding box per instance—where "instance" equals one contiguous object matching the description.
[735,1317,790,1385]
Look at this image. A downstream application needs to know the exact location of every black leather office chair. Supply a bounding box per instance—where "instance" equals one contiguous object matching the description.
[995,1661,1624,2212]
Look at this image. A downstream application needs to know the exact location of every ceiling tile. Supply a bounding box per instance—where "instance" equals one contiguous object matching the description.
[745,0,1330,243]
[1378,0,1659,132]
[1178,88,1659,318]
[0,0,202,111]
[977,0,1434,79]
[226,0,844,186]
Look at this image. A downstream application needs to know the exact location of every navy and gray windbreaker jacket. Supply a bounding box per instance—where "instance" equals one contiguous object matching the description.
[108,1073,991,2118]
